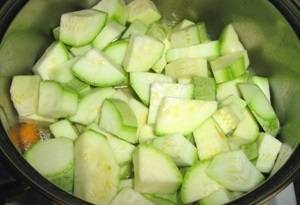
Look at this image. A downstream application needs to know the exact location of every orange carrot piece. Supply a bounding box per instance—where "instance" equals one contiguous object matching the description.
[19,123,39,149]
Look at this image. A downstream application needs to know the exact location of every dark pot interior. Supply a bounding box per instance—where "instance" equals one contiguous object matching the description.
[0,0,300,204]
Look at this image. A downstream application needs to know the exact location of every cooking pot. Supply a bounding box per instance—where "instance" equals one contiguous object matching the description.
[0,0,299,204]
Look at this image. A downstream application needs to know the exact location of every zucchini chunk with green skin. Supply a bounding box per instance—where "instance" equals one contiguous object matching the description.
[112,89,149,132]
[180,161,222,203]
[207,150,265,192]
[133,145,182,194]
[198,188,232,205]
[74,131,119,205]
[64,78,91,95]
[138,124,157,143]
[155,97,217,135]
[60,9,107,46]
[123,35,165,72]
[122,20,149,39]
[241,142,258,161]
[147,23,168,41]
[148,82,193,124]
[72,49,126,87]
[19,114,55,124]
[24,138,74,192]
[228,109,259,147]
[99,99,138,144]
[216,75,248,101]
[93,0,128,25]
[69,88,115,125]
[166,41,220,62]
[111,188,154,205]
[106,133,136,165]
[173,19,195,31]
[33,42,69,80]
[256,133,282,173]
[193,118,229,160]
[218,95,247,120]
[152,134,198,167]
[130,72,173,105]
[147,24,169,73]
[119,179,133,190]
[93,21,126,50]
[197,22,210,43]
[10,75,40,117]
[52,26,60,41]
[210,51,248,84]
[250,76,270,102]
[212,106,240,135]
[38,81,78,119]
[103,39,128,65]
[127,0,161,25]
[165,58,208,79]
[152,39,170,74]
[49,120,78,140]
[238,83,280,136]
[219,24,245,55]
[119,163,132,179]
[153,193,178,204]
[170,25,201,48]
[145,195,176,205]
[69,44,92,57]
[49,57,78,83]
[192,77,216,101]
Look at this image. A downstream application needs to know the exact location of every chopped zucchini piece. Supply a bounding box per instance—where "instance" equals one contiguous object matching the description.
[180,161,222,203]
[104,39,129,65]
[70,44,92,57]
[93,0,128,25]
[10,75,40,117]
[152,134,198,166]
[207,150,264,192]
[166,41,220,62]
[210,51,248,84]
[74,131,119,205]
[256,133,282,173]
[72,48,126,87]
[122,20,148,38]
[69,88,115,125]
[33,42,69,80]
[60,9,107,46]
[138,124,157,144]
[106,133,136,165]
[93,20,126,50]
[99,99,138,143]
[130,72,173,105]
[49,120,78,140]
[192,77,216,100]
[127,0,161,25]
[165,58,208,79]
[238,83,280,136]
[111,188,154,205]
[148,82,193,124]
[24,138,74,192]
[133,144,182,194]
[155,97,217,135]
[193,118,229,160]
[241,142,258,161]
[123,35,165,72]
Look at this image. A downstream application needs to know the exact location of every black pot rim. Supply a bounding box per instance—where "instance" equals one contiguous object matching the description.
[0,0,299,205]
